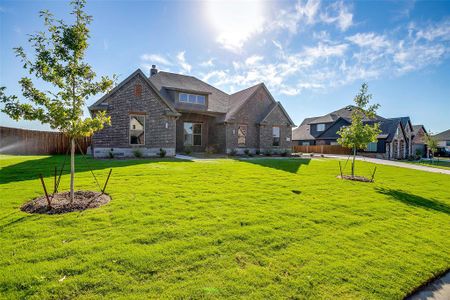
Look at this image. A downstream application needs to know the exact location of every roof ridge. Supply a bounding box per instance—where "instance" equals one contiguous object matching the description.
[230,83,263,96]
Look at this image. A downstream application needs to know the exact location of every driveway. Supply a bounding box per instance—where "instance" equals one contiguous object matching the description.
[323,155,450,175]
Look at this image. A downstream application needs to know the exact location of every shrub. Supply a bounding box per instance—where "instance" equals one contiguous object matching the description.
[205,145,216,156]
[184,147,192,155]
[244,149,250,156]
[310,153,314,157]
[132,148,143,158]
[229,149,238,156]
[108,150,114,159]
[264,150,272,156]
[281,150,291,157]
[415,149,423,158]
[159,148,166,158]
[255,149,261,155]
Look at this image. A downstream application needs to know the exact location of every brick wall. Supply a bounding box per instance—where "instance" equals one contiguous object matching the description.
[92,73,176,156]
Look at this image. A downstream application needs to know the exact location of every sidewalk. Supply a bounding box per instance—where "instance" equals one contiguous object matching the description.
[323,155,450,175]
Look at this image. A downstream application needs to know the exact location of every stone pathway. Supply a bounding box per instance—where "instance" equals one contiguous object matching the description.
[406,271,450,300]
[323,155,450,175]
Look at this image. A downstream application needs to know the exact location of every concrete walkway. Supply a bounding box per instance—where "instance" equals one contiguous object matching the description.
[323,155,450,175]
[407,271,450,300]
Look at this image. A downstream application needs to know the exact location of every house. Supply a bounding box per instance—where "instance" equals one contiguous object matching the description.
[89,66,295,157]
[433,129,450,151]
[411,125,428,157]
[292,106,415,159]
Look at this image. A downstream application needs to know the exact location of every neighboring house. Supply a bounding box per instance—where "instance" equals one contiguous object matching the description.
[433,129,450,151]
[411,125,428,157]
[89,66,295,157]
[292,105,415,159]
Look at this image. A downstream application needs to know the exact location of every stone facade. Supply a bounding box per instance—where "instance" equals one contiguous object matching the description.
[91,72,177,158]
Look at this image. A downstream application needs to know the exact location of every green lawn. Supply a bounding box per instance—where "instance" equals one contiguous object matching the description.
[0,155,449,299]
[406,159,450,170]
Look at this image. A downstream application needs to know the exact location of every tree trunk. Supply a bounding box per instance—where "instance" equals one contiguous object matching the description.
[351,146,356,178]
[70,138,75,203]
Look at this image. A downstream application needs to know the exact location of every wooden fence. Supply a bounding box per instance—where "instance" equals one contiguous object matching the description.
[0,126,91,155]
[292,144,352,155]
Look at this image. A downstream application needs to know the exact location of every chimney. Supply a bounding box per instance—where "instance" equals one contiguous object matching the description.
[150,65,158,77]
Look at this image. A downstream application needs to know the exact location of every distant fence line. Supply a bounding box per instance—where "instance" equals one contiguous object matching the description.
[0,126,91,155]
[292,145,352,155]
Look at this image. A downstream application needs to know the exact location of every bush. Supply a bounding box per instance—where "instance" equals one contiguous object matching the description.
[264,150,272,156]
[229,149,237,156]
[108,150,114,159]
[255,149,261,155]
[310,153,314,157]
[132,148,143,158]
[244,149,250,156]
[281,150,291,157]
[159,148,166,158]
[205,145,216,156]
[415,149,423,158]
[184,147,192,155]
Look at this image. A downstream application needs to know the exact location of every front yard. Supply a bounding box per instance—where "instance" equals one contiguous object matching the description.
[406,158,450,170]
[0,155,449,299]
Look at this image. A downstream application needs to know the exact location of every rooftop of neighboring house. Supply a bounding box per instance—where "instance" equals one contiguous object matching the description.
[293,105,412,142]
[433,129,450,140]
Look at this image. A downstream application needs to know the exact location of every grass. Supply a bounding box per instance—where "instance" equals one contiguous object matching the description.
[406,158,450,170]
[0,155,449,299]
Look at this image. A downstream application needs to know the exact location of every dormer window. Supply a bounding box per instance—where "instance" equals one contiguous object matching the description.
[317,124,325,131]
[179,93,206,105]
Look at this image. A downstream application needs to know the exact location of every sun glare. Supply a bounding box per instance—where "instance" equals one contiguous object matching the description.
[205,0,265,51]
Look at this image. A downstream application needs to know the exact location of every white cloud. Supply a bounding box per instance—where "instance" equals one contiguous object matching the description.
[176,51,192,73]
[200,58,215,68]
[346,33,391,50]
[303,42,348,58]
[245,55,264,65]
[140,54,172,66]
[320,1,353,31]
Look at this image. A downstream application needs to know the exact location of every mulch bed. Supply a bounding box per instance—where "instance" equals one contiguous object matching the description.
[337,175,373,182]
[21,190,111,214]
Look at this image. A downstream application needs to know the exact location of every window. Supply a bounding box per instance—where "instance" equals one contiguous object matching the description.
[273,126,280,146]
[446,141,450,146]
[184,122,202,146]
[179,93,206,105]
[317,124,325,131]
[130,115,145,145]
[302,142,310,146]
[330,141,339,145]
[367,142,377,152]
[238,125,247,146]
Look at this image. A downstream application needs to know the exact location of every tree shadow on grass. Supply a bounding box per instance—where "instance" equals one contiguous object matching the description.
[376,188,450,215]
[240,158,311,174]
[0,155,190,185]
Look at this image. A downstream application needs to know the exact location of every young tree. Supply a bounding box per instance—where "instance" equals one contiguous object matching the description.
[337,83,381,177]
[0,0,114,202]
[424,133,438,162]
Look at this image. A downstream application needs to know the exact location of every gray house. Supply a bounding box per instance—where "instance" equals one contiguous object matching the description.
[292,106,416,159]
[89,66,294,157]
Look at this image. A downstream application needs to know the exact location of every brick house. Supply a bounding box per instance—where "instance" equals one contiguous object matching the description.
[89,66,295,157]
[292,105,418,159]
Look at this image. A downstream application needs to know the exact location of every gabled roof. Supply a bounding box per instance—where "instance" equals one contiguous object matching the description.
[260,102,296,126]
[309,105,385,124]
[412,124,427,135]
[89,69,179,115]
[226,83,262,120]
[433,129,450,140]
[149,71,229,114]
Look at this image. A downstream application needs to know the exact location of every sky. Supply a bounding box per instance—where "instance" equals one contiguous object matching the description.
[1,0,449,133]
